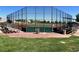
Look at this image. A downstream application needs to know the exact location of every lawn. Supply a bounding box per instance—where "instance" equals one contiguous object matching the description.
[0,35,79,52]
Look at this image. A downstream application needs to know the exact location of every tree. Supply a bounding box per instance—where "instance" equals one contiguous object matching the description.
[7,20,12,23]
[55,21,58,24]
[47,21,50,23]
[30,19,34,23]
[76,14,79,22]
[0,17,2,20]
[43,20,46,23]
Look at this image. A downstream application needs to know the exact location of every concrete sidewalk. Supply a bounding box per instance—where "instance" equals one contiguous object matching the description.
[73,29,79,36]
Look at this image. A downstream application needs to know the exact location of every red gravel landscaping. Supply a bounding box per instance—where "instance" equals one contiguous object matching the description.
[6,32,71,38]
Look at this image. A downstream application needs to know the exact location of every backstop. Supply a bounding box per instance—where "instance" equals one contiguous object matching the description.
[7,6,72,34]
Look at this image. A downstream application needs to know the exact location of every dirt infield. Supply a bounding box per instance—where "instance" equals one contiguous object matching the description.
[6,32,71,38]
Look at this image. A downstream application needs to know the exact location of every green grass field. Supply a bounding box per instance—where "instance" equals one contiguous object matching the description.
[0,35,79,52]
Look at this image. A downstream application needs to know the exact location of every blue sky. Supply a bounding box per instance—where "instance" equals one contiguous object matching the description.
[0,6,79,19]
[55,6,79,19]
[0,6,24,18]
